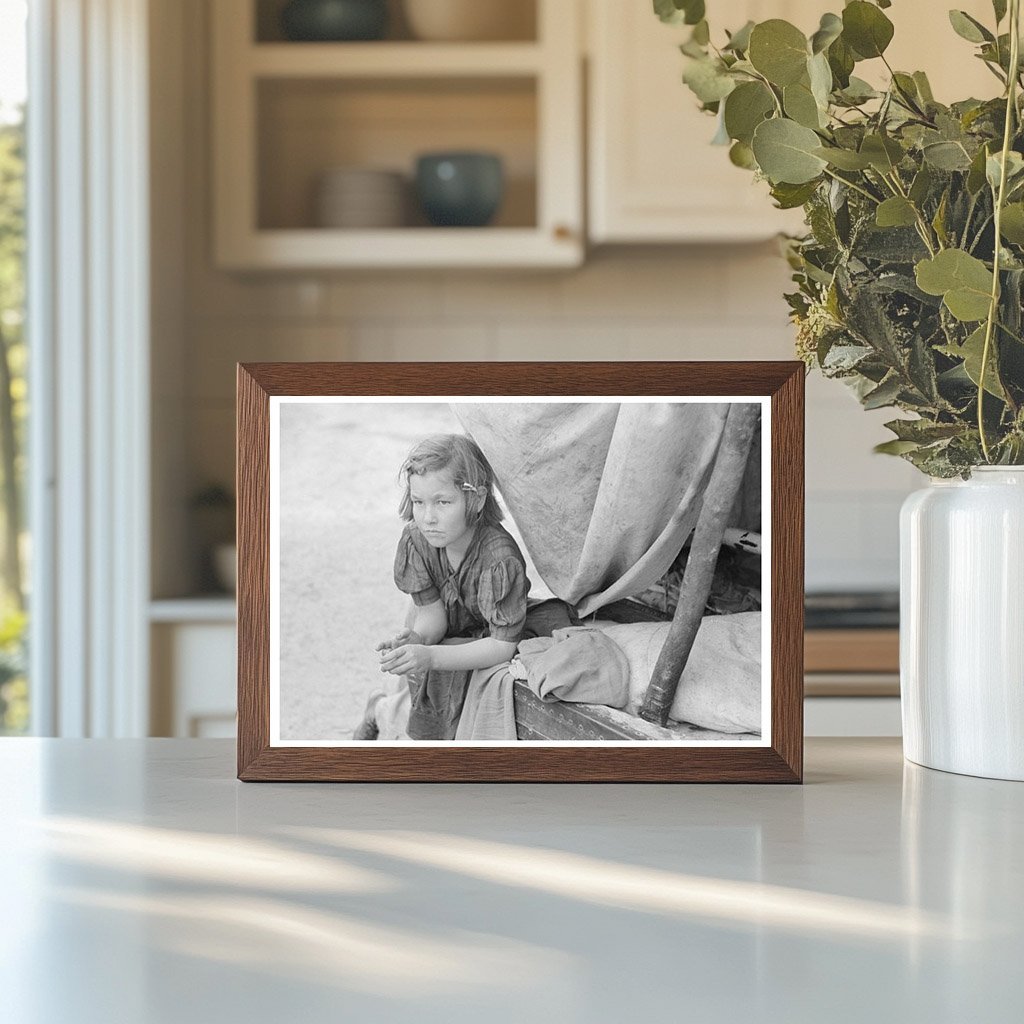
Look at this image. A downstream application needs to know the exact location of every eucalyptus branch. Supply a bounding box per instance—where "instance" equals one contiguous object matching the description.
[979,0,1021,462]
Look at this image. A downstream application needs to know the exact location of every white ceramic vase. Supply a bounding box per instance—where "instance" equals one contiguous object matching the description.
[900,467,1024,780]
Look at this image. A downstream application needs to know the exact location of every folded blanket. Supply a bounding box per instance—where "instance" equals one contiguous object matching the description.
[515,627,630,708]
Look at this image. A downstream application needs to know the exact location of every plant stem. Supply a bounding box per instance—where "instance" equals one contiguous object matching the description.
[968,213,994,253]
[997,318,1024,345]
[979,0,1021,462]
[884,170,938,255]
[822,167,880,205]
[750,69,784,117]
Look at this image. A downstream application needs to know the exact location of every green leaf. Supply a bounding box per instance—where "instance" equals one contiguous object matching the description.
[912,71,935,104]
[810,12,843,54]
[711,109,731,145]
[751,118,828,184]
[940,325,1006,398]
[837,76,879,104]
[827,36,855,89]
[729,140,757,169]
[724,20,755,53]
[909,164,933,205]
[874,439,921,455]
[723,81,775,144]
[986,150,1024,191]
[922,140,973,171]
[967,144,992,194]
[692,19,710,45]
[748,20,809,87]
[770,180,820,209]
[784,80,824,129]
[653,0,705,26]
[862,374,903,409]
[808,51,833,110]
[891,72,922,109]
[1000,203,1024,245]
[813,146,872,170]
[842,1,894,59]
[682,57,736,104]
[932,190,950,247]
[993,0,1008,24]
[683,3,706,28]
[860,133,904,173]
[884,418,963,443]
[915,249,994,322]
[876,197,918,228]
[948,10,994,44]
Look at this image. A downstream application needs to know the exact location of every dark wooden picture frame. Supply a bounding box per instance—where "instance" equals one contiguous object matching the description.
[237,362,804,782]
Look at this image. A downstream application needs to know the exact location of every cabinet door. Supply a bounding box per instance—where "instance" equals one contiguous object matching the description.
[588,0,994,244]
[588,0,814,242]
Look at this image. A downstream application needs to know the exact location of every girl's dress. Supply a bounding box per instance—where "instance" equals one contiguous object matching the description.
[394,520,530,739]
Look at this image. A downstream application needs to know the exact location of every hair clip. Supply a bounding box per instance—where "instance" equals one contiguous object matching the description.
[461,483,478,493]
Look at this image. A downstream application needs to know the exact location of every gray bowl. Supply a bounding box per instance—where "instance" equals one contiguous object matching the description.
[415,152,504,227]
[280,0,388,42]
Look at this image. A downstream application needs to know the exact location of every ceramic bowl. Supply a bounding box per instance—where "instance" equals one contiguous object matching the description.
[315,168,407,228]
[281,0,388,42]
[403,0,534,42]
[414,152,504,227]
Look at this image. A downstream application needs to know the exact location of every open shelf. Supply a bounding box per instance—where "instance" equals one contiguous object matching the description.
[254,0,538,44]
[249,41,544,77]
[257,76,537,232]
[213,0,581,268]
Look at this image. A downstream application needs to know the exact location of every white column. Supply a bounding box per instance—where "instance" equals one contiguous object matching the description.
[28,0,150,737]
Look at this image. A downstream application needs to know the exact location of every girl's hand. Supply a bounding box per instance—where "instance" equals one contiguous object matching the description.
[379,644,434,677]
[375,628,424,653]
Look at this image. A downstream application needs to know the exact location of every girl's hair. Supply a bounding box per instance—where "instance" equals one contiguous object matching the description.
[398,434,503,527]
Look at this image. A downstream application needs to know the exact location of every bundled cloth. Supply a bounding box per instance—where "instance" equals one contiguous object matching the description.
[512,627,630,707]
[456,627,630,741]
[596,613,762,734]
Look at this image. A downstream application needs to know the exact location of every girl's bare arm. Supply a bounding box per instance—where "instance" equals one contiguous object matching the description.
[410,600,447,645]
[428,637,516,671]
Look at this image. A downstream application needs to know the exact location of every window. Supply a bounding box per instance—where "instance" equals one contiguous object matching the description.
[0,0,28,734]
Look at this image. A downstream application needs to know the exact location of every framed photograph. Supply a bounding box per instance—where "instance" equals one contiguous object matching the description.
[237,362,803,782]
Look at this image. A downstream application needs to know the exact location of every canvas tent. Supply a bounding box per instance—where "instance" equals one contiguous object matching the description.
[455,401,760,617]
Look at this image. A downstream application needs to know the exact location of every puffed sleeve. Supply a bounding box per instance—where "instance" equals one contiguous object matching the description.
[393,528,441,606]
[477,557,529,643]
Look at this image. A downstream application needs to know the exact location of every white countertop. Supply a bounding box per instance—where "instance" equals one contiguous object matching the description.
[1,738,1021,1023]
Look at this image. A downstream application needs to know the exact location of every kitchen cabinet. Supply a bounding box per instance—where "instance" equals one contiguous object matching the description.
[211,0,583,269]
[804,628,901,737]
[587,0,810,243]
[586,0,999,244]
[150,601,237,738]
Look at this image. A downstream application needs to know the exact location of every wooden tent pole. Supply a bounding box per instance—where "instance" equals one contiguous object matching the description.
[638,404,761,726]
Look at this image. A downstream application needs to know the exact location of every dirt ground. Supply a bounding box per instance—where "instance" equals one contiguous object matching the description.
[277,401,548,740]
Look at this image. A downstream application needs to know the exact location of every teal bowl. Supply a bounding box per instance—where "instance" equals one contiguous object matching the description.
[415,153,505,228]
[281,0,388,41]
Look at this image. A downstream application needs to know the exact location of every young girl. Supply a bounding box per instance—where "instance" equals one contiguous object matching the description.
[375,433,531,740]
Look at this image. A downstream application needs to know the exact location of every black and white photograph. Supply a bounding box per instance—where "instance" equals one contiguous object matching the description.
[269,396,770,746]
